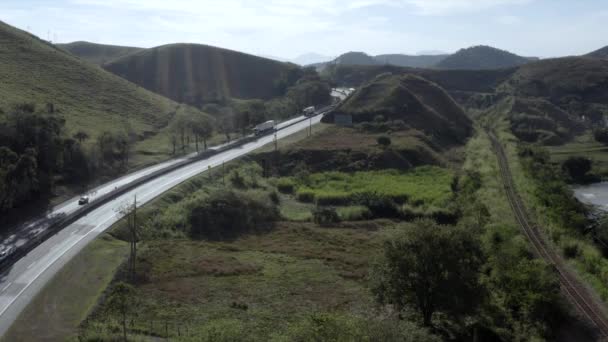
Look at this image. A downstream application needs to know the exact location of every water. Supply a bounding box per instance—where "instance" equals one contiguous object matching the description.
[573,182,608,211]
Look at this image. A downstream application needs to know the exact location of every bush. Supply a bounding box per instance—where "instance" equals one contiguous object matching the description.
[594,128,608,145]
[399,204,426,220]
[313,207,341,226]
[354,192,399,218]
[297,189,315,203]
[337,206,372,221]
[315,192,351,206]
[229,170,246,188]
[188,189,278,240]
[277,178,295,193]
[563,242,581,259]
[561,157,591,182]
[269,191,280,205]
[377,136,392,148]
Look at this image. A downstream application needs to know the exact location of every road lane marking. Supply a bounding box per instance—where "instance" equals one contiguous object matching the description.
[1,283,11,292]
[0,214,115,318]
[26,262,35,270]
[0,117,323,324]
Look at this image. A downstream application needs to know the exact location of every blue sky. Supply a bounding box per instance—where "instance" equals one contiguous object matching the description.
[1,0,607,59]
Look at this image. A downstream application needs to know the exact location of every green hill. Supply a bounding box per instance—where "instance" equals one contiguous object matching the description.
[57,41,143,65]
[103,43,299,107]
[503,97,585,145]
[0,20,210,164]
[324,73,472,145]
[499,57,608,122]
[436,45,534,70]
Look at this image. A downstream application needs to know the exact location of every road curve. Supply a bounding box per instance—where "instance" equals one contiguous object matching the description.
[0,111,329,335]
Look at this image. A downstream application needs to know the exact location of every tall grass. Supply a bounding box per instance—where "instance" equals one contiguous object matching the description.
[285,166,454,208]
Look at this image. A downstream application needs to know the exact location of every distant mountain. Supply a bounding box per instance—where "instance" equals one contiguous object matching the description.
[57,41,143,66]
[586,46,608,59]
[374,54,449,68]
[103,43,299,107]
[436,45,534,70]
[334,52,379,66]
[292,53,333,66]
[416,50,449,56]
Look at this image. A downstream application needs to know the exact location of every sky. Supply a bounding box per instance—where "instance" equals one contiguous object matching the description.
[1,0,608,60]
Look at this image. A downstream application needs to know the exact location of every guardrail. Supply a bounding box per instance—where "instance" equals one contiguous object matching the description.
[0,106,336,273]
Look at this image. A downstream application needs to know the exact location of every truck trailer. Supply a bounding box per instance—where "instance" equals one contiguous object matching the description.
[254,120,276,136]
[303,106,316,117]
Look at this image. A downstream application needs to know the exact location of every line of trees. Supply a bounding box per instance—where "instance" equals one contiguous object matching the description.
[0,103,140,226]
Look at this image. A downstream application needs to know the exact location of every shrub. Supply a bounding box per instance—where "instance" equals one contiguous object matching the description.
[229,170,246,188]
[337,206,372,221]
[188,189,278,240]
[563,242,581,259]
[594,128,608,145]
[269,191,280,205]
[315,192,351,206]
[400,204,426,220]
[377,136,392,148]
[354,192,399,218]
[277,178,296,193]
[297,189,315,203]
[313,207,341,226]
[561,157,591,182]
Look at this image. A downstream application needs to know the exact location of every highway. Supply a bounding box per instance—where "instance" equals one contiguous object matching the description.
[0,89,352,335]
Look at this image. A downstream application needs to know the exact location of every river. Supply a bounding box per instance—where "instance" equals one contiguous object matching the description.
[573,182,608,211]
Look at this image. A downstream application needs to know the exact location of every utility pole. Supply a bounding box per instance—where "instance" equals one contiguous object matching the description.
[309,117,312,137]
[131,195,137,282]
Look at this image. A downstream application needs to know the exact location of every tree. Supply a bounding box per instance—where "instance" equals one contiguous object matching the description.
[73,130,89,144]
[106,282,138,341]
[593,128,608,145]
[562,156,591,182]
[377,136,392,148]
[188,190,278,240]
[191,115,214,152]
[371,219,485,327]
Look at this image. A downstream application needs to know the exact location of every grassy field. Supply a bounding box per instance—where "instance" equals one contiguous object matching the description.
[283,166,454,208]
[81,221,395,340]
[2,235,128,342]
[548,132,608,177]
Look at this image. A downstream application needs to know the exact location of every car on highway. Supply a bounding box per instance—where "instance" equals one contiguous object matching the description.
[0,246,16,261]
[78,196,90,205]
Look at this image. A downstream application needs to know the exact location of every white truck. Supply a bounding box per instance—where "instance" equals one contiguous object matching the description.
[254,120,276,136]
[303,106,316,117]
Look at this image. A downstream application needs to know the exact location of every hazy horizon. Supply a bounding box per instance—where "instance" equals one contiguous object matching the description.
[2,0,608,60]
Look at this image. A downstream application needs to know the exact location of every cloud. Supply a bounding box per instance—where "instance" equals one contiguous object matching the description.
[402,0,533,15]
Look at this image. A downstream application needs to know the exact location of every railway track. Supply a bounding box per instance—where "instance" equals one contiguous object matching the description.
[488,131,608,340]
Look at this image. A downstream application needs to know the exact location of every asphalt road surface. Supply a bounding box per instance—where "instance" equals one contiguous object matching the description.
[0,90,354,335]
